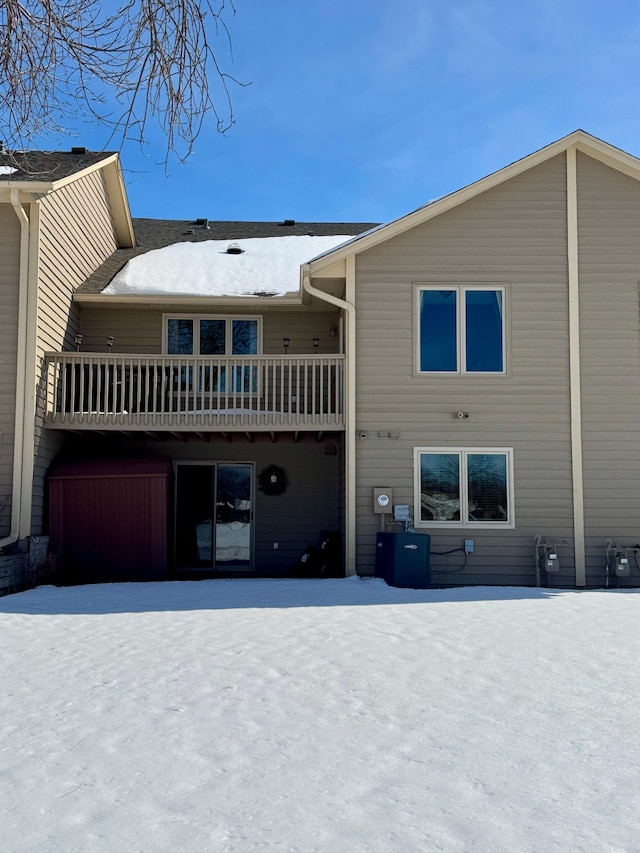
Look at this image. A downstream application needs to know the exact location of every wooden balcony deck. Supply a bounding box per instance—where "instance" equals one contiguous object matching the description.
[44,353,345,431]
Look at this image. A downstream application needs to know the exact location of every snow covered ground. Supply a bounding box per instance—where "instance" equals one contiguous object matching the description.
[2,578,640,852]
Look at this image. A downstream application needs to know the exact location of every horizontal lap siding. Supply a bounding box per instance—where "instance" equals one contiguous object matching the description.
[79,307,161,352]
[79,308,341,354]
[0,206,20,536]
[355,155,573,584]
[33,171,118,533]
[577,153,640,586]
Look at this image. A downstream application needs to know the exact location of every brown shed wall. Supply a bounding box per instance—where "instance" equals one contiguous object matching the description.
[49,458,171,582]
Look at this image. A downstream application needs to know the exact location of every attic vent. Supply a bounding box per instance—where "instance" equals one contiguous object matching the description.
[226,242,244,254]
[71,146,87,155]
[282,219,295,226]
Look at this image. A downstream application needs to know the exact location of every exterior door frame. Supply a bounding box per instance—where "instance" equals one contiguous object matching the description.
[173,460,256,572]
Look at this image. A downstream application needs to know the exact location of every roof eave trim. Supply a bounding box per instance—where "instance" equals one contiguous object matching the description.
[73,292,304,306]
[0,180,55,193]
[48,152,120,191]
[100,157,135,247]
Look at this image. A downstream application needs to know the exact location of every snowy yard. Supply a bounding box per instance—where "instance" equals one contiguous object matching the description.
[2,578,640,852]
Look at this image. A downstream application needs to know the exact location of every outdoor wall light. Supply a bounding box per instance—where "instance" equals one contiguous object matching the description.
[106,336,115,353]
[283,337,290,354]
[74,334,83,352]
[329,326,338,337]
[312,337,320,350]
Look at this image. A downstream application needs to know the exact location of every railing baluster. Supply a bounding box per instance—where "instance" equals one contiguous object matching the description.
[60,357,68,422]
[44,353,345,430]
[76,357,84,421]
[312,357,317,421]
[281,358,287,425]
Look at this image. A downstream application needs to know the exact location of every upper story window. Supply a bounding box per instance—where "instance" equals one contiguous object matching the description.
[164,316,261,356]
[416,286,506,374]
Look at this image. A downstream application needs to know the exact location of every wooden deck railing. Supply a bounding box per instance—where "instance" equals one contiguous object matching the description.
[44,353,345,430]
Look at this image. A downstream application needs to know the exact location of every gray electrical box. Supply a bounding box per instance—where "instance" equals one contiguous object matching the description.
[373,487,393,514]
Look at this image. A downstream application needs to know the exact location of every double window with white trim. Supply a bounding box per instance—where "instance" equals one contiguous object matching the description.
[164,316,261,356]
[416,285,506,374]
[163,316,262,395]
[414,448,514,528]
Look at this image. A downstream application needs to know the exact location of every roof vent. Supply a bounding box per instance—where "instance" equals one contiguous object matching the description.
[71,146,87,155]
[195,218,209,227]
[226,242,245,254]
[282,219,295,226]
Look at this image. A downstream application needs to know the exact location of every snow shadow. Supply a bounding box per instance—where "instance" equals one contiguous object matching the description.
[0,576,611,616]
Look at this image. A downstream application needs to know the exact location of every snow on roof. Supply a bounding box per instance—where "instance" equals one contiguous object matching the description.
[103,234,355,297]
[0,166,17,175]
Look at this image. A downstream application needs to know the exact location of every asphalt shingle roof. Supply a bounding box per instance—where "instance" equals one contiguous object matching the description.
[0,149,115,182]
[77,218,380,295]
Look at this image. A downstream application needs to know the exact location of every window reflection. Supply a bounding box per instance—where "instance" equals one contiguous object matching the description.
[465,291,503,372]
[419,290,457,372]
[167,319,194,354]
[420,453,461,521]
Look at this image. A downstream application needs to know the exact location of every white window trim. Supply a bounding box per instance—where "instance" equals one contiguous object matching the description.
[414,284,507,375]
[413,446,515,529]
[162,314,263,355]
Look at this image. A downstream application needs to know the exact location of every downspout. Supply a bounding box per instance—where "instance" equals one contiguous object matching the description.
[19,199,40,535]
[302,261,357,576]
[0,189,30,549]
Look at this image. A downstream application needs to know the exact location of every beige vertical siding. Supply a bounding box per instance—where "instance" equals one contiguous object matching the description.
[0,205,20,536]
[354,154,575,584]
[576,152,640,587]
[32,170,119,533]
[78,307,341,354]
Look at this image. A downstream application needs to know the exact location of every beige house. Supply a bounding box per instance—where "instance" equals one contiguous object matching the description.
[0,150,133,578]
[307,129,640,588]
[0,146,376,583]
[2,130,640,588]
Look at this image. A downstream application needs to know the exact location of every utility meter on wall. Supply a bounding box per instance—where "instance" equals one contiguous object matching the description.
[373,487,393,514]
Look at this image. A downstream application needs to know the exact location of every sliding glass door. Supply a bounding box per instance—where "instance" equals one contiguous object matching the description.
[175,463,253,571]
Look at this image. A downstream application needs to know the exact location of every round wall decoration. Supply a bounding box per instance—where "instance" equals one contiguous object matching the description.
[258,465,288,496]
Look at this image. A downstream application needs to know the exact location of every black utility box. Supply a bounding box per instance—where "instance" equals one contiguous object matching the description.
[375,532,431,589]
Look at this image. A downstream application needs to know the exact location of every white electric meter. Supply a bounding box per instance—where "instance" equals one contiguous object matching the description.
[373,487,393,514]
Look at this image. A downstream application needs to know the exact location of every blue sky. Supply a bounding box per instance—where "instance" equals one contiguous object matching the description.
[60,0,640,222]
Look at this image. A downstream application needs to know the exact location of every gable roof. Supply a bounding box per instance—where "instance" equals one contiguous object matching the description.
[0,146,135,247]
[75,219,378,298]
[306,129,640,273]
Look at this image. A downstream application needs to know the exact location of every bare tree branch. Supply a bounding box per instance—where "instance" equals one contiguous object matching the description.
[0,0,245,165]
